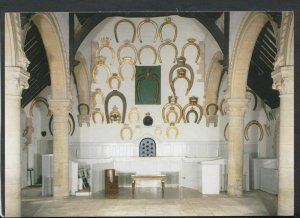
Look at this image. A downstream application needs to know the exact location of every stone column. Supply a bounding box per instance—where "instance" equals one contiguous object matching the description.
[48,99,71,198]
[272,65,294,215]
[226,98,248,196]
[5,66,29,217]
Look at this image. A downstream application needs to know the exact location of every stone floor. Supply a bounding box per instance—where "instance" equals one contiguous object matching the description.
[21,186,277,217]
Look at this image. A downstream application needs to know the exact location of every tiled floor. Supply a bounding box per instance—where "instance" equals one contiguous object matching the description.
[21,186,277,217]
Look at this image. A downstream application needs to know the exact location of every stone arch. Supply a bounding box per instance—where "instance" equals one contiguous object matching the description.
[74,51,91,105]
[31,13,70,99]
[227,12,270,99]
[204,51,224,106]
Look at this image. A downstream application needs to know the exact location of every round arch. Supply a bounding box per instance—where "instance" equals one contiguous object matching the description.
[204,51,224,105]
[228,12,270,99]
[31,13,70,99]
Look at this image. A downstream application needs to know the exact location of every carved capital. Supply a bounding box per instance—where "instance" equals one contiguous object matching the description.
[225,98,249,117]
[48,98,72,116]
[5,66,30,96]
[272,65,294,95]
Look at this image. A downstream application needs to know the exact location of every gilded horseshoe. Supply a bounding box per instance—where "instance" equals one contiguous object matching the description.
[108,73,122,90]
[169,56,194,97]
[244,120,264,141]
[128,107,141,124]
[165,107,179,123]
[92,89,105,106]
[96,37,115,65]
[181,38,201,63]
[158,39,178,63]
[118,57,136,81]
[137,45,157,64]
[92,108,105,124]
[166,123,179,139]
[137,18,159,43]
[171,66,192,96]
[120,124,133,140]
[182,96,203,124]
[29,97,51,117]
[114,19,136,43]
[117,41,138,64]
[158,17,178,42]
[91,56,111,83]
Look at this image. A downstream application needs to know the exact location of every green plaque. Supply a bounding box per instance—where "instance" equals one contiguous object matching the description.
[135,66,161,105]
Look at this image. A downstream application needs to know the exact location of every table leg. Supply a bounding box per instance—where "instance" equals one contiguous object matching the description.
[132,180,135,194]
[162,181,165,194]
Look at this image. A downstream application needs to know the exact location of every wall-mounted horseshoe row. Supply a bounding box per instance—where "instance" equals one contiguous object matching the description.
[114,17,177,43]
[224,120,264,142]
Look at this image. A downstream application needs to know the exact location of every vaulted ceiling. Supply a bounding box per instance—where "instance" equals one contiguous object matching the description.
[21,14,51,108]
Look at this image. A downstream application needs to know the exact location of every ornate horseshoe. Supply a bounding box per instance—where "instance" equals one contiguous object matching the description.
[92,108,105,124]
[118,57,136,81]
[169,56,194,96]
[246,89,257,111]
[182,96,203,124]
[244,120,264,141]
[162,96,183,123]
[96,37,115,65]
[171,68,192,96]
[92,89,105,106]
[181,38,201,63]
[165,106,179,123]
[137,18,159,43]
[29,97,51,117]
[78,103,90,115]
[109,105,122,123]
[157,39,178,63]
[120,124,133,140]
[158,17,178,42]
[92,56,111,83]
[219,98,226,116]
[206,103,218,115]
[128,107,140,124]
[136,72,160,104]
[224,123,229,141]
[186,108,199,123]
[105,90,127,124]
[114,19,136,43]
[108,73,122,90]
[117,40,138,64]
[166,122,179,139]
[137,45,157,64]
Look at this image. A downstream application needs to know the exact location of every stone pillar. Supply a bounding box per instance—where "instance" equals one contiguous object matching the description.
[5,66,29,217]
[272,65,294,215]
[226,98,248,196]
[48,99,71,197]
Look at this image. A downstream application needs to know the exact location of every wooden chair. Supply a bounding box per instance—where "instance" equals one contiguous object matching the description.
[104,169,119,194]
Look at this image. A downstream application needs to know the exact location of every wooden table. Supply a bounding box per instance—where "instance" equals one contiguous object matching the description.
[131,175,166,194]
